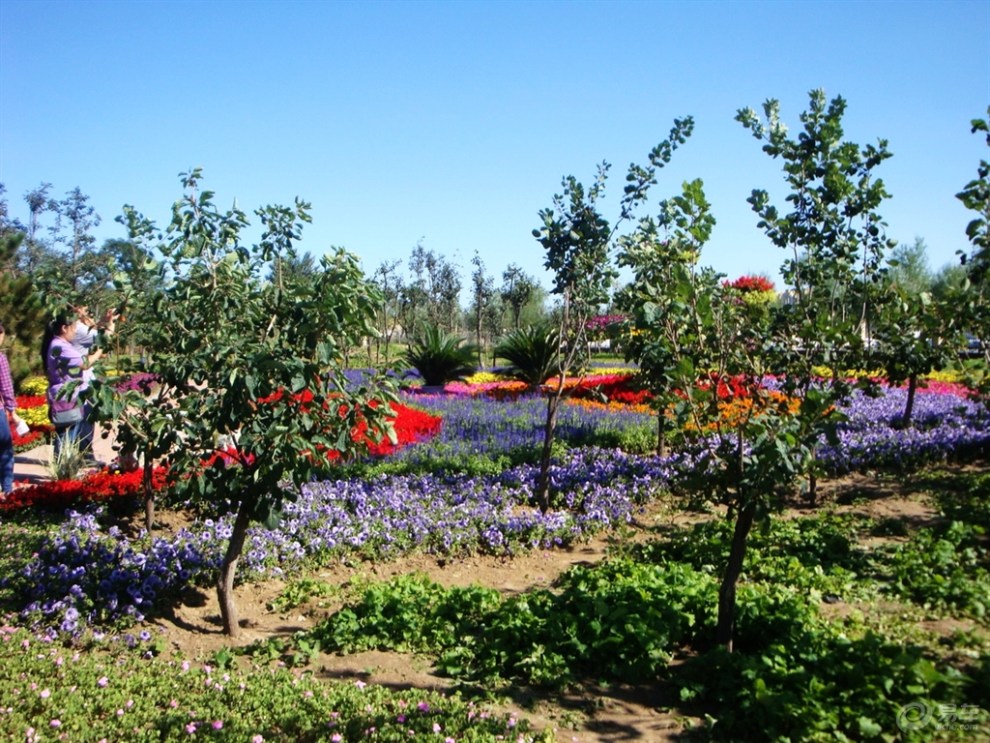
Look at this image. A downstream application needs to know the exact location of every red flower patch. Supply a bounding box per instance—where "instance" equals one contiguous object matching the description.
[1,467,168,513]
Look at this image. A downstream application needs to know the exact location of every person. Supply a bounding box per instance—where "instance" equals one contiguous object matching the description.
[41,312,97,462]
[1,322,28,495]
[70,305,116,380]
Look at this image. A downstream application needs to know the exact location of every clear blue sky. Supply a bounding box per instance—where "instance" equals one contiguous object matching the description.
[1,0,988,296]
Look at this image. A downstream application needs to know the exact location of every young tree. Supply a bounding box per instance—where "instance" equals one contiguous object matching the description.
[468,251,498,366]
[90,170,396,637]
[955,107,990,391]
[872,238,956,426]
[0,187,46,379]
[501,264,537,331]
[887,237,933,296]
[622,177,839,653]
[371,259,403,366]
[737,89,894,502]
[531,117,694,511]
[617,179,716,457]
[406,243,461,338]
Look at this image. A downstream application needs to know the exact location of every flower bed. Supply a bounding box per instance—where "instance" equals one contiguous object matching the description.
[3,401,440,513]
[5,372,988,639]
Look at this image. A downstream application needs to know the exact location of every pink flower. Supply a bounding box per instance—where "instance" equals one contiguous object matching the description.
[354,680,367,689]
[331,735,342,742]
[185,722,197,734]
[433,723,442,733]
[97,677,108,688]
[39,689,50,699]
[212,721,223,730]
[417,701,430,712]
[50,720,61,728]
[251,737,264,743]
[169,699,179,708]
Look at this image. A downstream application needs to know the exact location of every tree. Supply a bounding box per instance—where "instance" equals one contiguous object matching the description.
[28,187,115,313]
[371,259,404,366]
[617,179,717,457]
[405,243,461,338]
[500,264,536,331]
[532,117,694,512]
[90,170,396,637]
[886,237,933,296]
[0,187,46,380]
[468,252,498,366]
[954,107,990,389]
[620,176,827,653]
[872,237,956,426]
[737,89,894,503]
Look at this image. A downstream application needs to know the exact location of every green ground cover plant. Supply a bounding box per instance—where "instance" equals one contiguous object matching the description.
[0,627,549,741]
[260,470,990,740]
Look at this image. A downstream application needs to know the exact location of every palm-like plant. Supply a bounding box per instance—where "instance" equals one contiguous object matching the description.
[494,324,561,389]
[404,327,480,387]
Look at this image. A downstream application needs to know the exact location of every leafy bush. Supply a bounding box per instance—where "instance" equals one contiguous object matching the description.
[677,629,974,742]
[494,324,560,388]
[306,561,716,687]
[404,326,479,386]
[875,520,990,619]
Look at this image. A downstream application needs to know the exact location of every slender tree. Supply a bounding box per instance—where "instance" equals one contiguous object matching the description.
[90,170,396,637]
[532,117,694,511]
[954,107,990,395]
[737,89,894,503]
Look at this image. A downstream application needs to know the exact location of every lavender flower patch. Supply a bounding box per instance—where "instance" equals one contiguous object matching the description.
[13,448,681,636]
[387,391,655,465]
[820,387,990,472]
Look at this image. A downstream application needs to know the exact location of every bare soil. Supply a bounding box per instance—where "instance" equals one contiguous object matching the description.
[117,462,987,742]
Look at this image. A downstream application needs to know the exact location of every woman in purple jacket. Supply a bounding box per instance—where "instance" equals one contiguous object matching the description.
[41,313,96,461]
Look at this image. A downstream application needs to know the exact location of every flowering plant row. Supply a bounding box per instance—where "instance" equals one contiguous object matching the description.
[7,379,989,637]
[3,401,440,513]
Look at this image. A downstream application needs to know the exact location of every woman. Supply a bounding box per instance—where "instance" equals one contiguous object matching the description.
[1,322,28,494]
[41,313,97,461]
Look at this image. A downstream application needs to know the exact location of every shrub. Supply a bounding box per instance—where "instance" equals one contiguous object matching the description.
[404,327,479,387]
[494,324,560,388]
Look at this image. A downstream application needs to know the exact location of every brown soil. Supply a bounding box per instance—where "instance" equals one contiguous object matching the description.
[121,462,987,742]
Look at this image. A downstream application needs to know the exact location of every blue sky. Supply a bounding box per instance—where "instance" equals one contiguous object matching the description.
[1,0,987,296]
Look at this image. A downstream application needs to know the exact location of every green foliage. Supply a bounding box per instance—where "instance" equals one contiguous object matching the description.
[530,117,694,511]
[47,434,87,482]
[494,324,561,387]
[0,229,47,380]
[0,628,547,741]
[310,562,715,687]
[953,108,990,396]
[403,326,479,386]
[267,578,338,614]
[876,520,990,620]
[738,89,892,396]
[678,628,973,742]
[87,170,397,634]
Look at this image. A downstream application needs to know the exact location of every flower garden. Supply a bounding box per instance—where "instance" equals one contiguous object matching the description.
[1,368,989,741]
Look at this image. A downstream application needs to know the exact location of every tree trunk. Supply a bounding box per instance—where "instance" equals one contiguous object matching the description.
[143,458,155,534]
[218,498,253,637]
[901,373,917,428]
[715,497,757,652]
[535,392,560,513]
